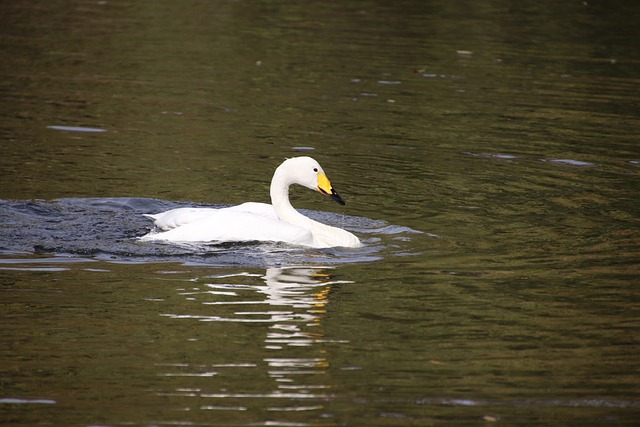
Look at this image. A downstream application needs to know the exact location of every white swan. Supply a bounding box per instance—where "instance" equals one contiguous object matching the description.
[140,157,361,248]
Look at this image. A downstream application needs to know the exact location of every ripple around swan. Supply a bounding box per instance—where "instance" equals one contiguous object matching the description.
[0,198,426,267]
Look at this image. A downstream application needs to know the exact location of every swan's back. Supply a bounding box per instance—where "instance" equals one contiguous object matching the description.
[141,209,316,246]
[146,202,278,231]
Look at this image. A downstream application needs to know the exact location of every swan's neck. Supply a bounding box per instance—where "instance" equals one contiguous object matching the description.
[270,167,315,229]
[270,167,361,248]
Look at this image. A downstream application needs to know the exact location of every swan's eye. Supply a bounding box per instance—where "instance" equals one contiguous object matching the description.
[313,168,318,172]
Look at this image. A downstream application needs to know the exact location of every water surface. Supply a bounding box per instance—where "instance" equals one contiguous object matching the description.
[1,0,639,425]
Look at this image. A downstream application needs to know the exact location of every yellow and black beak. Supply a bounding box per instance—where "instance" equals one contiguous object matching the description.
[317,172,346,206]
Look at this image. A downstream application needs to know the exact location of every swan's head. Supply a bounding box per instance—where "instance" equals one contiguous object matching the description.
[279,156,346,205]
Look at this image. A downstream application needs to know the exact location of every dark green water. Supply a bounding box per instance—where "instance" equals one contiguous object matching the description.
[1,0,639,425]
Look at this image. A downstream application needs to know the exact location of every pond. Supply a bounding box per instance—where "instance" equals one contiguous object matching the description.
[1,0,639,425]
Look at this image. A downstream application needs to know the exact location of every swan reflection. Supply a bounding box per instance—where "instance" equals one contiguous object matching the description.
[163,266,353,348]
[159,266,352,408]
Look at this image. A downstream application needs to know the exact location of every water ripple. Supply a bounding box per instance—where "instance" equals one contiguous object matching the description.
[0,198,420,266]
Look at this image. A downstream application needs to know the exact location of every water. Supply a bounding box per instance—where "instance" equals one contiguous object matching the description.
[0,197,412,265]
[2,0,640,425]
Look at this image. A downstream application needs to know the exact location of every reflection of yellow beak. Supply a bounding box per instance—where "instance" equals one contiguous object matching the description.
[317,172,346,205]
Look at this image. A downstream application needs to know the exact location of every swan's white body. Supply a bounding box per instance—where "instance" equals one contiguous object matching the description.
[140,157,361,248]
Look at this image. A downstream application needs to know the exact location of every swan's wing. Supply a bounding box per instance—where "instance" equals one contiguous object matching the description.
[145,208,220,231]
[225,202,278,220]
[145,203,278,231]
[140,210,316,246]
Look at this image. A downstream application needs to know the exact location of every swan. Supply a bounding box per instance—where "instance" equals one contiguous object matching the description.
[140,156,361,248]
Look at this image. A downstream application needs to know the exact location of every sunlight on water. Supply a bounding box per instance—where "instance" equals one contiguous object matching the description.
[0,399,57,405]
[46,125,107,133]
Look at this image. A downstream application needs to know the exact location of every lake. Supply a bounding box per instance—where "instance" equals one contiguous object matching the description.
[1,0,639,425]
